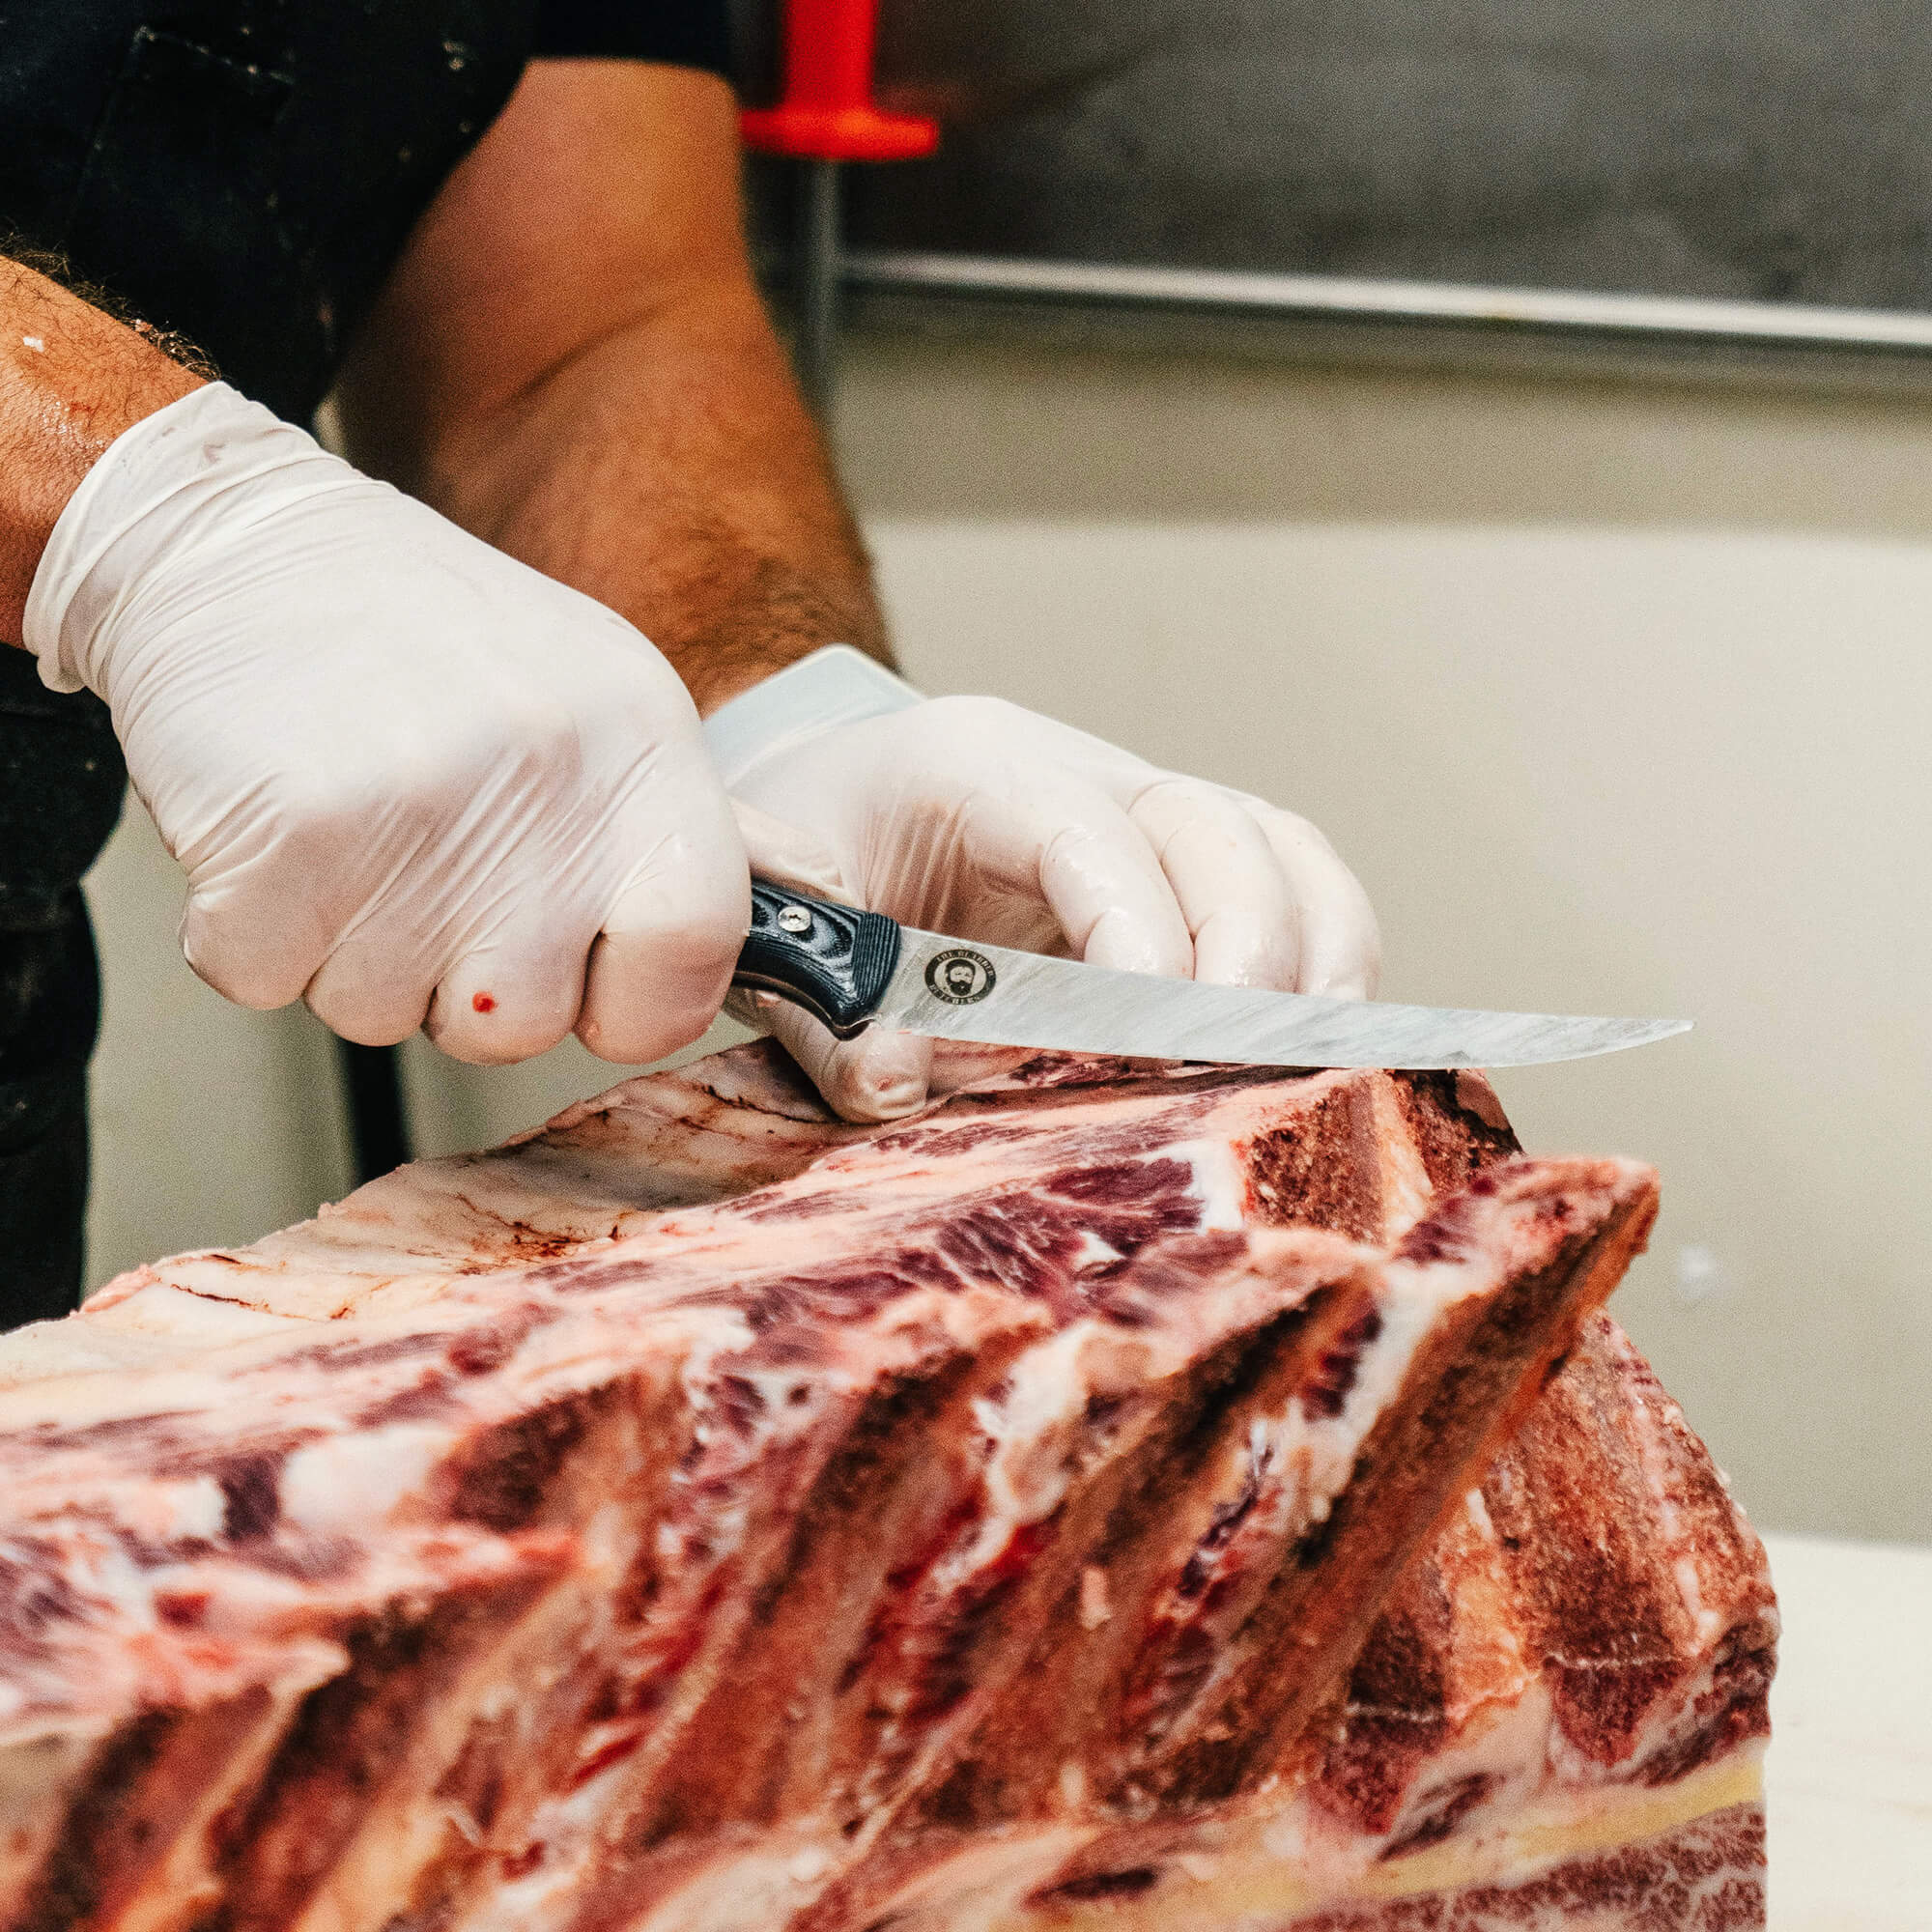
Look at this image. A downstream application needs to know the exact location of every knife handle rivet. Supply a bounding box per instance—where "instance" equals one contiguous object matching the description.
[776,904,813,935]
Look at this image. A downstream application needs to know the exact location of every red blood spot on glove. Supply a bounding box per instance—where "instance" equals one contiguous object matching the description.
[472,992,496,1013]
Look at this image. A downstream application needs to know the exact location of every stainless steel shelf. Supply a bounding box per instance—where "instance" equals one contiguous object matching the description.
[788,247,1932,394]
[842,250,1932,356]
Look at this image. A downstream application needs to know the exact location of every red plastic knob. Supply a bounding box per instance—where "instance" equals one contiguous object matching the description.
[740,0,938,162]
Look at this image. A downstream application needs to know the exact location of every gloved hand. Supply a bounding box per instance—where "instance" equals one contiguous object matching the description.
[23,382,747,1065]
[707,647,1379,1121]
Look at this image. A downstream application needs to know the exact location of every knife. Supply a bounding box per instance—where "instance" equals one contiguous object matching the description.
[734,883,1689,1070]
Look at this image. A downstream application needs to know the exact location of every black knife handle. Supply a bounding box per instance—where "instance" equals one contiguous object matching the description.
[736,882,903,1038]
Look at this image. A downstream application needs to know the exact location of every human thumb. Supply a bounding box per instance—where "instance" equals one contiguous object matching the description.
[730,988,933,1123]
[724,801,931,1120]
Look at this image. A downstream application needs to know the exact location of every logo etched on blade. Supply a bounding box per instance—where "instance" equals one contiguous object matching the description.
[924,948,997,1005]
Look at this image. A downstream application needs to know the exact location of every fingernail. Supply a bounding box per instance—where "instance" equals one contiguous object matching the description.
[863,1073,927,1120]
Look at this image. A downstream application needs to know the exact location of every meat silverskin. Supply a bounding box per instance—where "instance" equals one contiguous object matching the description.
[0,1044,1771,1929]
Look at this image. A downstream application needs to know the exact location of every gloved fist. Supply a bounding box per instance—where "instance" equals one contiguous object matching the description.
[24,383,748,1065]
[708,648,1379,1121]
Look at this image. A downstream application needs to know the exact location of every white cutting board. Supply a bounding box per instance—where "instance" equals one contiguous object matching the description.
[1763,1532,1932,1927]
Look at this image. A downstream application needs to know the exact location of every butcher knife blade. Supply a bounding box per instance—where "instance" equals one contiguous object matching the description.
[734,883,1688,1070]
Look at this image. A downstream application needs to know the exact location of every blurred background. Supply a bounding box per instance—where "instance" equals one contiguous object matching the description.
[83,0,1932,1546]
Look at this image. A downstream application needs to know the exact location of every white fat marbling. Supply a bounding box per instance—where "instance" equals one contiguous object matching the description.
[1179,1138,1249,1234]
[280,1426,451,1533]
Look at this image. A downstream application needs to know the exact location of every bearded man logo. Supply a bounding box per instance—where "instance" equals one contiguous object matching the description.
[924,948,997,1005]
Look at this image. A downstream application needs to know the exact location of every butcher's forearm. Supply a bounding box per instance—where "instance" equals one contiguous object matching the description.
[383,282,890,716]
[0,257,203,644]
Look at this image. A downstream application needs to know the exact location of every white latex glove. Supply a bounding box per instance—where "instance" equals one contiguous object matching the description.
[707,647,1380,1121]
[23,383,747,1065]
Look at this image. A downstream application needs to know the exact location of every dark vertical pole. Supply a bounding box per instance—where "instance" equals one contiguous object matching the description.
[795,156,841,415]
[337,1038,410,1184]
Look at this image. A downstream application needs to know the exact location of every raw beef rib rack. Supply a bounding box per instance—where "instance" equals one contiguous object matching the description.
[0,1044,1772,1931]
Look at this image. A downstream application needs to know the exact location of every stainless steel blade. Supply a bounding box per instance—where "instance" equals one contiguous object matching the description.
[877,930,1690,1069]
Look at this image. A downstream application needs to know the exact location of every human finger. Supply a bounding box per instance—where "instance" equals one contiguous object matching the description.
[423,923,589,1065]
[1125,776,1299,989]
[1238,800,1382,997]
[300,930,437,1048]
[962,771,1193,977]
[178,828,343,1013]
[738,990,932,1122]
[725,804,929,1114]
[576,790,751,1065]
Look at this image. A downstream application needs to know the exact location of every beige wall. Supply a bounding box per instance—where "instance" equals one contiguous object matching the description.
[86,335,1932,1543]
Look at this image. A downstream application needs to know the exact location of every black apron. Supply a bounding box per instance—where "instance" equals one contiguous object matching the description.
[0,0,535,1322]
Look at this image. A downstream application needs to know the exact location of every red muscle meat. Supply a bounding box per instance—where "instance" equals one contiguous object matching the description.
[0,1044,1768,1931]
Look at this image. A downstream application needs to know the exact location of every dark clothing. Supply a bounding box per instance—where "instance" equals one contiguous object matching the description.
[0,1,732,422]
[536,0,730,71]
[0,655,118,1324]
[0,933,99,1327]
[0,0,732,1321]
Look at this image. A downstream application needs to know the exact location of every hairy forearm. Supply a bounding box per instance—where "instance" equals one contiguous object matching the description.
[327,61,888,714]
[0,256,204,644]
[340,277,889,716]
